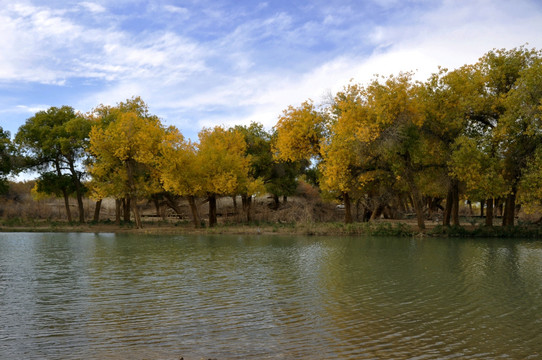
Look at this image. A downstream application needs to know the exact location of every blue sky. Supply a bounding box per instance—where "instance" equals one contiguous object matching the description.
[1,0,542,141]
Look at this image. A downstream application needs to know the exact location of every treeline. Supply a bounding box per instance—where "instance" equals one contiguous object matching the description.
[1,99,307,228]
[275,46,542,230]
[2,46,542,230]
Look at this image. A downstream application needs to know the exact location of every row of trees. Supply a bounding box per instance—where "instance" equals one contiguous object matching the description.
[274,46,542,229]
[0,99,305,228]
[2,46,542,230]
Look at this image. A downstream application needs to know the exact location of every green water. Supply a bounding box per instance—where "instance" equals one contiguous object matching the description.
[1,233,541,359]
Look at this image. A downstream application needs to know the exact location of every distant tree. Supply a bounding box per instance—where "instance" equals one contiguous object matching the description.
[0,127,15,195]
[88,97,166,229]
[273,100,327,163]
[447,47,542,226]
[503,56,542,216]
[419,65,484,226]
[197,126,251,227]
[158,127,203,227]
[15,106,91,222]
[234,123,299,214]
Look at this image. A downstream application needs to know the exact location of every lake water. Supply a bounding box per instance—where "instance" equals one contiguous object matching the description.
[1,232,541,359]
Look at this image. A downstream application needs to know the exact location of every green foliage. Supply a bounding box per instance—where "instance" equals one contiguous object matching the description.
[34,172,76,197]
[0,127,15,195]
[15,106,91,222]
[235,122,303,199]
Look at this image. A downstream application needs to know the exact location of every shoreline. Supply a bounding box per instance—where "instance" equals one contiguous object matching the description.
[2,219,542,238]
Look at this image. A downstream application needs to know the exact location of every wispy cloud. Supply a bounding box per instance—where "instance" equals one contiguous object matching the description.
[79,2,106,14]
[15,104,49,114]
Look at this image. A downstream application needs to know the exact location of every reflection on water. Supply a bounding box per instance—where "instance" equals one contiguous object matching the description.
[1,233,541,359]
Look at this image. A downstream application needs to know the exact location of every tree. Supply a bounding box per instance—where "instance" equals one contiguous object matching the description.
[451,47,542,226]
[419,64,497,226]
[158,128,203,227]
[319,83,376,223]
[196,126,251,227]
[449,136,508,225]
[273,100,327,162]
[235,123,300,214]
[0,127,15,195]
[362,73,429,230]
[88,97,166,228]
[15,106,91,222]
[502,56,542,218]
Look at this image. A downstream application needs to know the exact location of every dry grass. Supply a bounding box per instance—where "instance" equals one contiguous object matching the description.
[2,181,542,238]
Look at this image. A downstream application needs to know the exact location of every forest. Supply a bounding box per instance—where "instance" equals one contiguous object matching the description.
[2,46,542,231]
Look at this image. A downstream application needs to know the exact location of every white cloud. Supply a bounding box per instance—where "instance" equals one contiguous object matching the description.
[79,2,106,14]
[163,5,189,16]
[15,104,49,113]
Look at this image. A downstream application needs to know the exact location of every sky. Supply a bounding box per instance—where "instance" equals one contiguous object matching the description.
[1,0,542,141]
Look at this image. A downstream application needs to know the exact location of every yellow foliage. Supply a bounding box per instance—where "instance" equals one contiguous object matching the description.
[197,126,251,196]
[31,183,52,201]
[273,100,325,161]
[159,129,203,197]
[449,136,508,198]
[87,98,166,200]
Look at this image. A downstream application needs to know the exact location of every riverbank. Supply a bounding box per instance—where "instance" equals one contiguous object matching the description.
[2,218,542,238]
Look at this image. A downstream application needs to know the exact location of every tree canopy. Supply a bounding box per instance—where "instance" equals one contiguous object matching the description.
[15,106,90,222]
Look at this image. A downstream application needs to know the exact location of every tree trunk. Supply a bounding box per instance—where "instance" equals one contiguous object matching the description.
[426,197,434,219]
[65,157,86,223]
[452,180,460,226]
[163,193,183,219]
[70,167,85,223]
[271,194,279,210]
[62,188,72,222]
[208,194,217,227]
[363,207,372,222]
[232,196,237,213]
[115,199,121,225]
[403,171,426,230]
[283,195,288,203]
[75,188,85,222]
[55,158,72,222]
[370,204,384,221]
[480,199,485,217]
[502,191,517,227]
[412,191,426,230]
[485,198,494,226]
[355,198,361,221]
[152,197,163,219]
[187,196,200,228]
[408,195,415,213]
[131,197,142,229]
[242,194,252,222]
[123,197,131,222]
[343,192,352,224]
[404,163,425,230]
[124,159,141,228]
[443,180,459,226]
[93,199,102,222]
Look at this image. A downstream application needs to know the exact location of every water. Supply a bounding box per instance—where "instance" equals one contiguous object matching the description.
[1,233,541,359]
